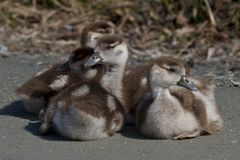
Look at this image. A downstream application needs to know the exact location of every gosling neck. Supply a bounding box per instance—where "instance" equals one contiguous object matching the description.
[100,62,127,106]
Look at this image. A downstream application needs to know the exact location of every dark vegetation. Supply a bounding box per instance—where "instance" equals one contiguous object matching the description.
[0,0,239,75]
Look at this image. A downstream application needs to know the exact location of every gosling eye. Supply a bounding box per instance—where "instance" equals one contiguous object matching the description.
[101,30,107,34]
[96,29,106,34]
[106,45,114,49]
[168,68,176,73]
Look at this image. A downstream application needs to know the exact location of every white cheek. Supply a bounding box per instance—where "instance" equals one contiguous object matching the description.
[71,85,90,97]
[88,39,97,48]
[85,69,97,80]
[49,75,69,90]
[101,43,128,64]
[141,77,147,86]
[100,50,113,63]
[114,44,128,63]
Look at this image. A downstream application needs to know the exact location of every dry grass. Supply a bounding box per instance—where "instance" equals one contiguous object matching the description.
[0,0,239,72]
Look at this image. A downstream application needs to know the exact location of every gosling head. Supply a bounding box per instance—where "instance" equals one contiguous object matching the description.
[149,63,197,91]
[85,35,128,67]
[81,21,116,48]
[62,47,103,76]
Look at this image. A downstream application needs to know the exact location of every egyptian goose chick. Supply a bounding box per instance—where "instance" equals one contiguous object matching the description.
[39,66,125,141]
[136,64,223,140]
[80,21,115,47]
[16,47,103,114]
[123,57,192,116]
[86,35,129,109]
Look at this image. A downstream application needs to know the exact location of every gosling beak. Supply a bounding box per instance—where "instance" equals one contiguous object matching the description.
[177,75,198,91]
[84,51,103,68]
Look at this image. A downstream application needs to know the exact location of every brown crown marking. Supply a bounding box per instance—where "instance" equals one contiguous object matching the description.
[80,21,115,46]
[96,35,123,49]
[70,47,95,62]
[152,56,190,74]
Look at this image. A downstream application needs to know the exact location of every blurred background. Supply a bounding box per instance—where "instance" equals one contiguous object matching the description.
[0,0,239,78]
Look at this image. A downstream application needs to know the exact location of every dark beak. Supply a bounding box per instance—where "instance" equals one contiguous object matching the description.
[84,52,103,68]
[177,75,197,91]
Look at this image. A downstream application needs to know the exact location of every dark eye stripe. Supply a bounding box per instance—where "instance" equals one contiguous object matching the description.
[168,68,176,73]
[106,45,114,49]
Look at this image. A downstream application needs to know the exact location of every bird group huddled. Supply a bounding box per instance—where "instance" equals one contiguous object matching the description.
[16,21,223,141]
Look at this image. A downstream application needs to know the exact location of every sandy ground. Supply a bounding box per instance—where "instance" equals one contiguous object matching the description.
[0,54,239,160]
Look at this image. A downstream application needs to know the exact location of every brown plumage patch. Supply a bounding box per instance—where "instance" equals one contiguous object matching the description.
[16,64,71,96]
[194,78,215,94]
[169,87,195,112]
[170,87,208,130]
[52,83,108,117]
[153,56,192,75]
[16,64,81,107]
[96,35,123,50]
[45,82,125,136]
[122,64,151,113]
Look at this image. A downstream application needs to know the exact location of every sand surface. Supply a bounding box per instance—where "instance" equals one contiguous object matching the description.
[0,55,239,160]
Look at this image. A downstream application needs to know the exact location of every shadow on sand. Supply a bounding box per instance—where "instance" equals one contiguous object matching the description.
[0,100,150,141]
[120,125,151,140]
[24,123,148,142]
[0,100,65,141]
[24,121,68,141]
[0,100,38,121]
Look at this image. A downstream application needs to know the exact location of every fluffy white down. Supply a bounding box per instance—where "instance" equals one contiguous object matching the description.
[140,89,199,139]
[53,106,108,141]
[85,69,97,80]
[113,43,129,65]
[71,85,90,97]
[49,75,69,90]
[141,77,147,86]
